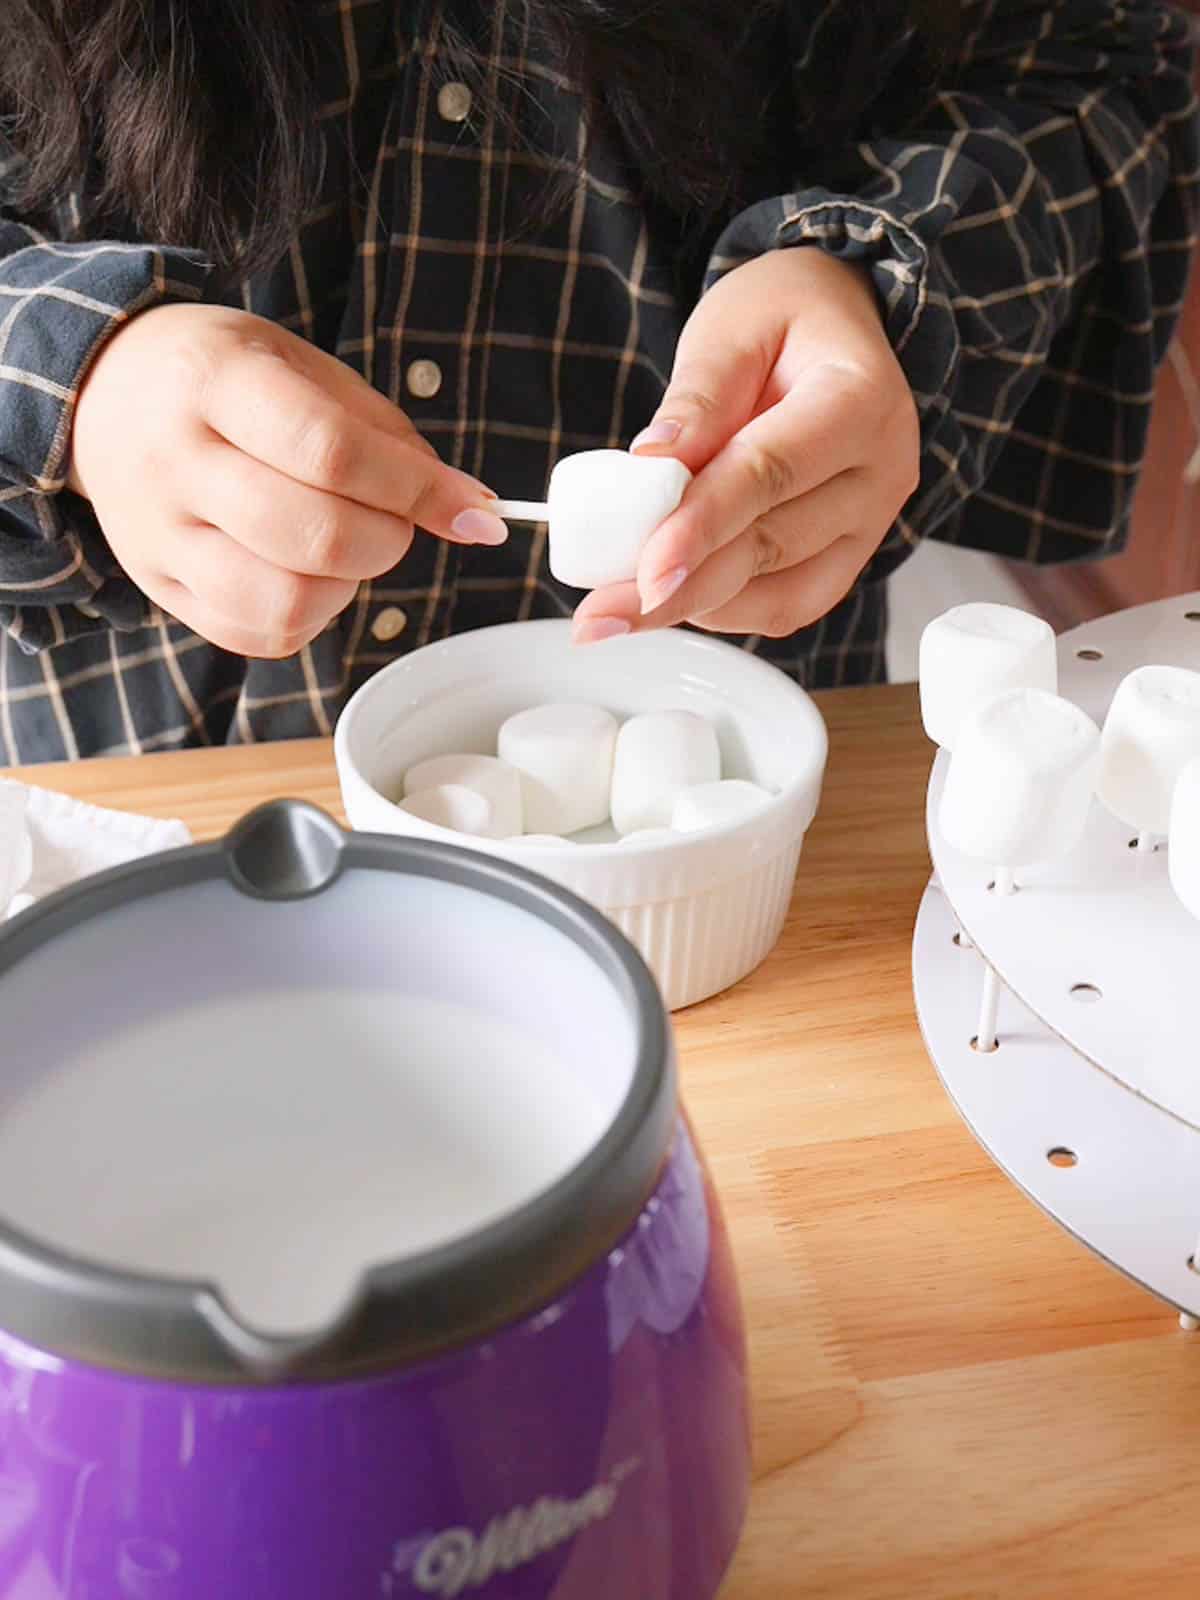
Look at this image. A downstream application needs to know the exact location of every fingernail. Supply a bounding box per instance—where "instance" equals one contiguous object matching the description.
[572,617,633,646]
[640,566,689,615]
[450,508,509,545]
[630,419,682,453]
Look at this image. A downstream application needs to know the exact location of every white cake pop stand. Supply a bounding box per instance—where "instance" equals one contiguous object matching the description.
[914,592,1200,1328]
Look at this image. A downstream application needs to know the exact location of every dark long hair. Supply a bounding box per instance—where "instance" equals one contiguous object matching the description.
[0,1,958,278]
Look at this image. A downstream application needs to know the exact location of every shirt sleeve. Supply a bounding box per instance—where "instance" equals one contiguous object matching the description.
[707,0,1200,584]
[0,180,213,652]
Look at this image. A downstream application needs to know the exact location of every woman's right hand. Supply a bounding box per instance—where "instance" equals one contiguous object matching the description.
[68,305,507,657]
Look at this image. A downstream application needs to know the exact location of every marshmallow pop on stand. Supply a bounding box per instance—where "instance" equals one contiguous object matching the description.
[1097,664,1200,854]
[919,602,1095,1052]
[919,600,1058,922]
[919,601,1058,762]
[937,688,1101,1051]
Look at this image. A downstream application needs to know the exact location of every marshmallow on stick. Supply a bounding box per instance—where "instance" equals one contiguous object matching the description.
[1097,665,1200,850]
[940,688,1100,876]
[938,687,1100,1051]
[919,602,1057,751]
[493,450,692,589]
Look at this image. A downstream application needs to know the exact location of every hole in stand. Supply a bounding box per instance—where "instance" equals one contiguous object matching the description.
[1186,612,1200,623]
[969,1036,999,1054]
[1047,1147,1078,1168]
[1076,648,1103,661]
[1127,837,1162,852]
[952,931,966,947]
[1189,1255,1200,1276]
[1070,983,1102,1003]
[986,880,1019,894]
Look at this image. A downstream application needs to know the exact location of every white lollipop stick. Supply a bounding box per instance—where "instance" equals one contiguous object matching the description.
[974,875,1013,1051]
[492,500,549,522]
[1136,830,1155,854]
[975,962,1001,1053]
[979,870,1017,1043]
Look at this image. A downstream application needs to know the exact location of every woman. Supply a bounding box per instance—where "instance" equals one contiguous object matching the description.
[0,0,1195,762]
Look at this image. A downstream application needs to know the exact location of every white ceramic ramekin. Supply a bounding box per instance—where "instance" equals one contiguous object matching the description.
[333,621,827,1009]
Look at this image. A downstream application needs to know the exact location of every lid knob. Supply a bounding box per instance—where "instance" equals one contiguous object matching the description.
[224,800,346,900]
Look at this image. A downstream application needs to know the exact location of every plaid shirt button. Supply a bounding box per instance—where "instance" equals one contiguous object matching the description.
[371,607,408,642]
[406,359,443,400]
[436,81,473,124]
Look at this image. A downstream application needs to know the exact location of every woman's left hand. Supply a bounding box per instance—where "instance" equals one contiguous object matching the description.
[572,249,921,643]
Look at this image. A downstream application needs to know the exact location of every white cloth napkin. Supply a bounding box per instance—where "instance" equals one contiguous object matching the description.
[0,778,192,921]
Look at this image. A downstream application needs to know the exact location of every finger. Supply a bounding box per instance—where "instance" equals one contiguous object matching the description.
[637,470,868,629]
[576,468,864,637]
[138,572,315,659]
[629,271,781,473]
[189,439,416,579]
[688,534,873,639]
[202,346,508,545]
[571,581,641,645]
[165,524,357,655]
[164,600,314,659]
[635,366,874,614]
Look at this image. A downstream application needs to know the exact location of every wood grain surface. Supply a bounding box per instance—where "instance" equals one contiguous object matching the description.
[8,682,1196,1599]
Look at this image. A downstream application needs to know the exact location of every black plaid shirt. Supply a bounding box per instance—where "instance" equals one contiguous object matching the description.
[0,0,1197,762]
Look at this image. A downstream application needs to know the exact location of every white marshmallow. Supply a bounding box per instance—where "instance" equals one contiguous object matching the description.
[919,603,1057,751]
[403,753,523,838]
[672,779,772,834]
[399,784,495,837]
[547,450,692,589]
[1097,665,1200,836]
[610,711,721,836]
[497,703,618,836]
[938,688,1100,867]
[1169,757,1200,920]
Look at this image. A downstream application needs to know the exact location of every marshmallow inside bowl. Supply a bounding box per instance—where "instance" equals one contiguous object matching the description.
[334,621,827,1009]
